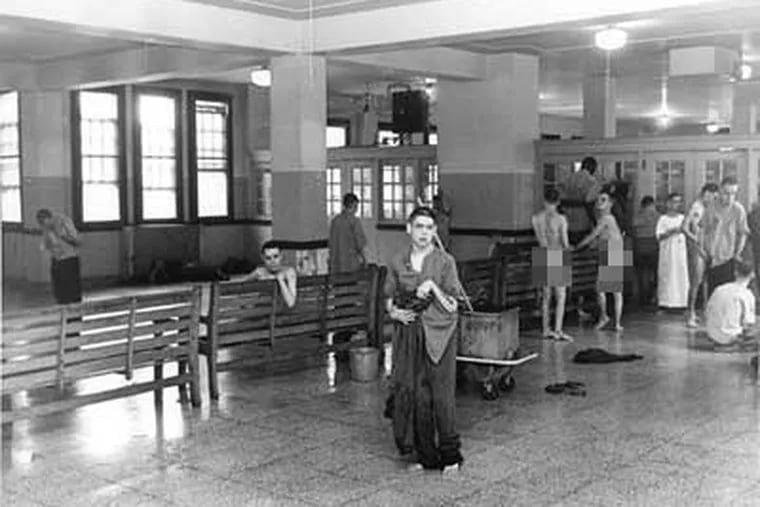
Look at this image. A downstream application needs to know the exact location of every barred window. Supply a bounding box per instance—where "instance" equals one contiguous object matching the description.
[326,166,342,217]
[381,162,416,221]
[0,91,20,223]
[191,95,231,218]
[136,92,179,221]
[75,90,123,223]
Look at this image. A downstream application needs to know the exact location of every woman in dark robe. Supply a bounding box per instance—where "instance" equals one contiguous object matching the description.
[384,206,464,472]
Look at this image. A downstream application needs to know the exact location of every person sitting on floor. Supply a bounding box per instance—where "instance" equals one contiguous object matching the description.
[705,260,758,351]
[242,241,298,308]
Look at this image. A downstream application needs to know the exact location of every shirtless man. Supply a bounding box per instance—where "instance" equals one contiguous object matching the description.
[243,241,297,308]
[682,183,719,327]
[575,190,625,331]
[532,188,572,341]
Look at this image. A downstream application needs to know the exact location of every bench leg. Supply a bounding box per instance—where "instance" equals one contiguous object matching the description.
[208,353,219,400]
[177,361,190,404]
[154,360,164,406]
[187,355,201,407]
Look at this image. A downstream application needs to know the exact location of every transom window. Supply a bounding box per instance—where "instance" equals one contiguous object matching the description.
[655,160,685,205]
[0,91,21,223]
[136,92,179,221]
[705,159,738,185]
[381,162,416,220]
[351,165,373,218]
[76,90,123,223]
[326,166,342,217]
[191,96,231,218]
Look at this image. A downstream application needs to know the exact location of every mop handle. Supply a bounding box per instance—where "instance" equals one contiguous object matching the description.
[417,197,474,312]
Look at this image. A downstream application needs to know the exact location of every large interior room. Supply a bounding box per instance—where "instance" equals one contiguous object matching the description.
[2,0,760,505]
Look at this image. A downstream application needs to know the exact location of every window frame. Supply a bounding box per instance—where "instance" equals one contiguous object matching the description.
[71,87,128,230]
[379,159,419,223]
[187,91,233,223]
[133,87,183,224]
[0,90,22,225]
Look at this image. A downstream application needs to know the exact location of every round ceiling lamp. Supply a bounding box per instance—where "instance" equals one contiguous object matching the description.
[594,28,628,51]
[250,68,271,87]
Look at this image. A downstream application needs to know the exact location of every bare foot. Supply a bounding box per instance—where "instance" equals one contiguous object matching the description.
[442,463,461,474]
[595,317,610,330]
[615,324,624,332]
[554,331,574,342]
[406,463,424,473]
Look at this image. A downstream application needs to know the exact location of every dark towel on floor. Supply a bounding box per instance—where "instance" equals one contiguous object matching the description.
[573,348,643,364]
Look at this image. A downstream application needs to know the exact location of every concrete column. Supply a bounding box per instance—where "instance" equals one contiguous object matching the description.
[583,53,617,138]
[19,89,71,282]
[732,81,760,135]
[437,53,539,232]
[270,54,327,241]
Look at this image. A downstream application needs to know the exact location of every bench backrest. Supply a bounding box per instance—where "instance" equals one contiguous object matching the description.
[2,288,201,395]
[208,265,383,347]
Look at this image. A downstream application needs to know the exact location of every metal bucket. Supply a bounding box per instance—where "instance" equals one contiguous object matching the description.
[458,308,520,360]
[349,346,380,382]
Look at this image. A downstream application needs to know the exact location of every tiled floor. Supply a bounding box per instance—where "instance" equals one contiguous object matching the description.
[2,307,760,506]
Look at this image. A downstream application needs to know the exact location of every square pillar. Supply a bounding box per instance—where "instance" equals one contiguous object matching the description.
[437,53,539,231]
[270,55,327,241]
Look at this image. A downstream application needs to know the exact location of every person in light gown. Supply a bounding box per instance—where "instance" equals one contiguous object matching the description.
[656,193,689,310]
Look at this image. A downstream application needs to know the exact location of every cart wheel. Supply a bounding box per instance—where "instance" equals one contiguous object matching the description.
[498,375,516,393]
[480,382,499,401]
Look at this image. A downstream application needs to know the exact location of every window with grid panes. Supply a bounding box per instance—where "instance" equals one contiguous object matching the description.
[655,160,685,205]
[381,162,416,221]
[351,165,373,218]
[326,166,342,217]
[137,93,179,220]
[0,91,21,223]
[76,91,122,223]
[704,159,737,185]
[192,97,231,218]
[422,162,438,204]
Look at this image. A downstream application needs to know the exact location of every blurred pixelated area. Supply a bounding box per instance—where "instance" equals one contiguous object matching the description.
[531,247,572,287]
[597,241,633,293]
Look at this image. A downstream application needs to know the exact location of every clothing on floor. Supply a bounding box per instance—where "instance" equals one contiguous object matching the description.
[705,281,756,345]
[573,348,643,363]
[328,210,367,273]
[656,213,689,308]
[51,256,82,304]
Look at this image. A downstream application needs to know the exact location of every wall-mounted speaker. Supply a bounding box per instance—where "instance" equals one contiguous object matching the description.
[392,90,428,133]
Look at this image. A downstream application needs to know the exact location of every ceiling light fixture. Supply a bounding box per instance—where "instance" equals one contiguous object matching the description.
[705,123,720,134]
[250,67,271,87]
[594,28,627,51]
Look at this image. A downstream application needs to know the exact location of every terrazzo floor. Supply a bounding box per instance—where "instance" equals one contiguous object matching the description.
[2,302,760,506]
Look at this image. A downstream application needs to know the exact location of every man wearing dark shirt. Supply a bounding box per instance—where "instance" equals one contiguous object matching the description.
[328,193,368,273]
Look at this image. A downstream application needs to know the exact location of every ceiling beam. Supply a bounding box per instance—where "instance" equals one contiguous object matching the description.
[312,0,730,53]
[34,47,263,90]
[332,48,486,81]
[0,0,301,54]
[0,63,36,90]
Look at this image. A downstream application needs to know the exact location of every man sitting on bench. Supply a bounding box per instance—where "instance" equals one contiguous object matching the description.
[705,260,758,351]
[242,241,298,308]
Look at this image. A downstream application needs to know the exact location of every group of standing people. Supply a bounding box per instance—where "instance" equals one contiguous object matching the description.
[533,156,628,340]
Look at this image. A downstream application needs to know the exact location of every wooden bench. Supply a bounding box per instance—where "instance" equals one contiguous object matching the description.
[202,266,384,399]
[2,288,202,422]
[457,246,600,326]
